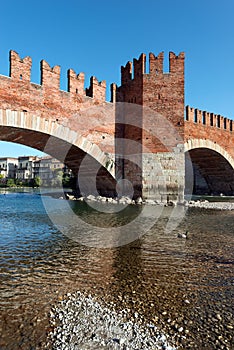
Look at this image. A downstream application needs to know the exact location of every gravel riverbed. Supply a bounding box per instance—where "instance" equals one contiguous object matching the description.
[186,200,234,210]
[49,291,177,350]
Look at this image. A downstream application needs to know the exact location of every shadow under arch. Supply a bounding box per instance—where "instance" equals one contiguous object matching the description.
[0,110,117,196]
[185,139,234,195]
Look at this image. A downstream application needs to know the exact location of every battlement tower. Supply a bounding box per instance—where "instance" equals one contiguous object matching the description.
[113,52,185,201]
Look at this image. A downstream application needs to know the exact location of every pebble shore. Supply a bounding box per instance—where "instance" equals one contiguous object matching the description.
[49,291,177,350]
[65,192,234,210]
[185,199,234,210]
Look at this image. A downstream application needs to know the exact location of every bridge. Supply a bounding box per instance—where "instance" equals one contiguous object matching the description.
[0,50,233,201]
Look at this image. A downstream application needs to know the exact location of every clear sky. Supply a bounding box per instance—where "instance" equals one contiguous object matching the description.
[0,0,234,157]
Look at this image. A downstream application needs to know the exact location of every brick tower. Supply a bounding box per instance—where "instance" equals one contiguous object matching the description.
[112,52,185,202]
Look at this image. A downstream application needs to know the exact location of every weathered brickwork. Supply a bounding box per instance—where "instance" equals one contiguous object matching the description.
[114,52,185,200]
[114,52,185,146]
[185,106,234,158]
[0,51,114,151]
[0,50,234,198]
[185,107,234,194]
[0,51,117,196]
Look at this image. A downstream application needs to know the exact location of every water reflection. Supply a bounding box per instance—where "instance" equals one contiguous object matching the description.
[0,192,233,349]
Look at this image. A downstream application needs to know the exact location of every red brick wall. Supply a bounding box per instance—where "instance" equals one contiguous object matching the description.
[0,50,113,153]
[2,50,233,199]
[3,51,233,165]
[185,106,234,159]
[114,52,185,199]
[116,51,185,151]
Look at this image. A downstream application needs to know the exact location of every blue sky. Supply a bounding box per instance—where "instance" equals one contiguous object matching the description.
[0,0,234,157]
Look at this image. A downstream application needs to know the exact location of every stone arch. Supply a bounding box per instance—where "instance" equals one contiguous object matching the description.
[0,109,116,196]
[185,139,234,195]
[0,109,115,176]
[185,139,234,169]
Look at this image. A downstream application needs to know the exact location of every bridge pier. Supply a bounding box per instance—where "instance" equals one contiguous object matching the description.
[141,149,185,202]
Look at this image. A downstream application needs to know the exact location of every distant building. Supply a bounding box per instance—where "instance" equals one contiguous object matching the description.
[0,155,70,184]
[16,156,39,180]
[33,156,66,181]
[0,157,18,179]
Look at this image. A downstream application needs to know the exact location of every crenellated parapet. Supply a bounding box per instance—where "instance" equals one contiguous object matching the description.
[149,52,164,74]
[169,51,185,74]
[133,53,146,78]
[10,50,32,82]
[5,50,107,101]
[68,69,85,95]
[5,50,185,105]
[4,50,233,136]
[115,51,185,142]
[40,60,61,90]
[86,76,106,102]
[185,105,233,132]
[121,61,132,85]
[118,51,184,87]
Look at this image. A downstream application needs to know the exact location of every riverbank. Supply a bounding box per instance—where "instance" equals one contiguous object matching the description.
[46,190,234,210]
[3,187,234,211]
[185,199,234,210]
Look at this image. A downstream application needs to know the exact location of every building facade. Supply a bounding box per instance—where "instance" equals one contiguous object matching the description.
[33,156,67,181]
[16,156,39,180]
[0,157,18,179]
[0,155,68,185]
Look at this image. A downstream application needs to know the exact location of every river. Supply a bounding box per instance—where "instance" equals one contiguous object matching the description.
[0,190,233,349]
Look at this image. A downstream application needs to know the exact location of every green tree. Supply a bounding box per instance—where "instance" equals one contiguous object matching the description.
[52,169,63,187]
[7,178,15,187]
[34,176,42,187]
[62,174,71,188]
[0,175,6,187]
[15,179,23,187]
[29,176,42,187]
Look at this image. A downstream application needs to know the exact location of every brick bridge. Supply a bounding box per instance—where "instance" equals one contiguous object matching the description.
[0,50,234,200]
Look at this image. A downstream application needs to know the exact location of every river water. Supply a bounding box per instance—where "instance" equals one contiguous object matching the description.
[0,190,233,349]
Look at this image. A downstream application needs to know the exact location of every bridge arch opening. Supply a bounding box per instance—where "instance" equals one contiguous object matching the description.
[0,124,117,197]
[185,147,234,196]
